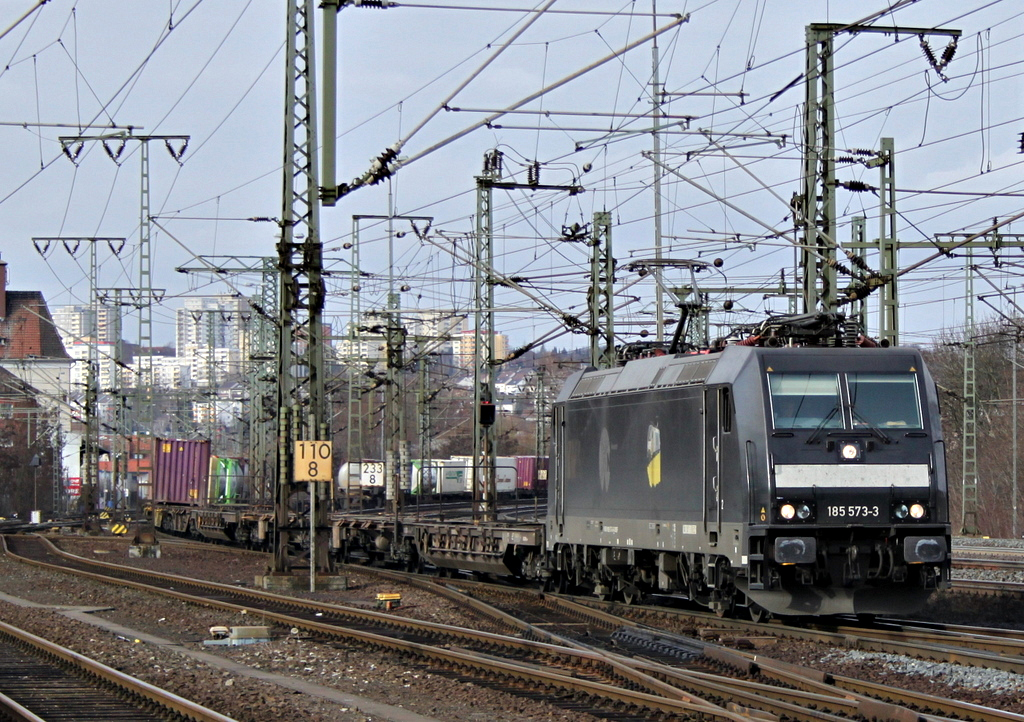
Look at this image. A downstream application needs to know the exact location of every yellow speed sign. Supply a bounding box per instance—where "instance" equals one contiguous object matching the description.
[293,440,333,482]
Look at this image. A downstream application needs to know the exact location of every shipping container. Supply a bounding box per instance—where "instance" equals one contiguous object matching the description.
[439,458,470,494]
[208,456,249,504]
[151,438,211,505]
[515,455,549,493]
[410,459,445,495]
[447,456,517,494]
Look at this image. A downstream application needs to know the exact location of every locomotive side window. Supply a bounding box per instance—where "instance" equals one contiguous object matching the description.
[849,373,923,429]
[768,373,841,429]
[719,387,733,433]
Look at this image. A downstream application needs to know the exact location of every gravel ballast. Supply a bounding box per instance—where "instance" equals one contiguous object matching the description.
[2,533,1022,719]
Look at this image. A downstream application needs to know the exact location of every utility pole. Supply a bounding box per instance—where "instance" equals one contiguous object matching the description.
[417,356,433,503]
[96,287,137,509]
[534,366,547,459]
[935,232,1024,535]
[350,215,432,517]
[962,251,978,535]
[849,217,868,334]
[474,150,499,523]
[269,0,331,583]
[876,138,898,345]
[33,237,125,514]
[249,260,278,507]
[650,0,665,343]
[473,150,582,521]
[588,211,615,369]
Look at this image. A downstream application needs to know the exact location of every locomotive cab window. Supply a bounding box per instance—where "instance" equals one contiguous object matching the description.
[849,373,922,429]
[768,373,841,429]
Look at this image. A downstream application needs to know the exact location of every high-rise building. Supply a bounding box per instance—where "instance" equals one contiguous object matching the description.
[453,329,509,370]
[175,296,249,351]
[52,304,117,346]
[174,296,250,385]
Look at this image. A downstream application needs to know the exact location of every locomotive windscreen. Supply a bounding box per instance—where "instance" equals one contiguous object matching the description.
[848,373,923,429]
[768,371,923,431]
[768,373,842,429]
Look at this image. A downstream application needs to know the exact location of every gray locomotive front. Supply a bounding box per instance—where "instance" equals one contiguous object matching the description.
[547,344,950,617]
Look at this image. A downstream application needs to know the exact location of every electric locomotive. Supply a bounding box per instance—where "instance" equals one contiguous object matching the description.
[547,314,951,617]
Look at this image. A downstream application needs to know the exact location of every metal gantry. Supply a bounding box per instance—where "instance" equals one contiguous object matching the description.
[799,24,959,314]
[58,133,189,468]
[175,256,279,505]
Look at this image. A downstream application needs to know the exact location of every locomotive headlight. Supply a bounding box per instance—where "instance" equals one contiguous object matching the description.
[894,503,909,520]
[780,503,796,520]
[795,503,812,520]
[839,442,862,461]
[910,503,926,520]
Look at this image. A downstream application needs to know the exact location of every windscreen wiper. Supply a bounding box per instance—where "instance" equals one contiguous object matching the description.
[805,405,840,445]
[850,408,892,445]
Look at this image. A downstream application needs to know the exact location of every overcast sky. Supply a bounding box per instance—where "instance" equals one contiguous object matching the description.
[0,0,1022,351]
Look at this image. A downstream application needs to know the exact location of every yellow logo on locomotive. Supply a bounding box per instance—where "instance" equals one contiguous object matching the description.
[646,423,661,488]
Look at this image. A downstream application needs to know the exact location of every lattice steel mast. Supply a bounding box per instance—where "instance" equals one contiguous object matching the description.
[271,0,331,577]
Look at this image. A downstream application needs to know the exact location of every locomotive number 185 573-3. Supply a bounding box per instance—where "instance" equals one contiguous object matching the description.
[825,505,880,519]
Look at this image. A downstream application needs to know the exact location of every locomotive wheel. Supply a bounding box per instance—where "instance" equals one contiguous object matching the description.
[748,603,770,623]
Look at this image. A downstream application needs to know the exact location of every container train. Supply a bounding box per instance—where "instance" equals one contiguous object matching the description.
[147,313,952,618]
[333,313,951,619]
[339,456,548,501]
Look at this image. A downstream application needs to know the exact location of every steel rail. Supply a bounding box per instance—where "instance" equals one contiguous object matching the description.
[16,535,1024,721]
[0,615,236,722]
[955,556,1024,570]
[343,566,1007,722]
[409,573,1024,720]
[0,691,45,722]
[3,535,750,721]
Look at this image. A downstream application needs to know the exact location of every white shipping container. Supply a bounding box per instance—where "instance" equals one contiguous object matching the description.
[440,458,471,494]
[444,456,517,494]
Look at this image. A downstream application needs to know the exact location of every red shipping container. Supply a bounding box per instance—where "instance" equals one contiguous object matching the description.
[151,438,211,505]
[515,456,549,493]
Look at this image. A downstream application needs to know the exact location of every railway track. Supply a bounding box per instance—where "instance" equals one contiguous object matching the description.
[16,534,1024,721]
[0,613,235,722]
[2,534,751,721]
[340,564,1024,722]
